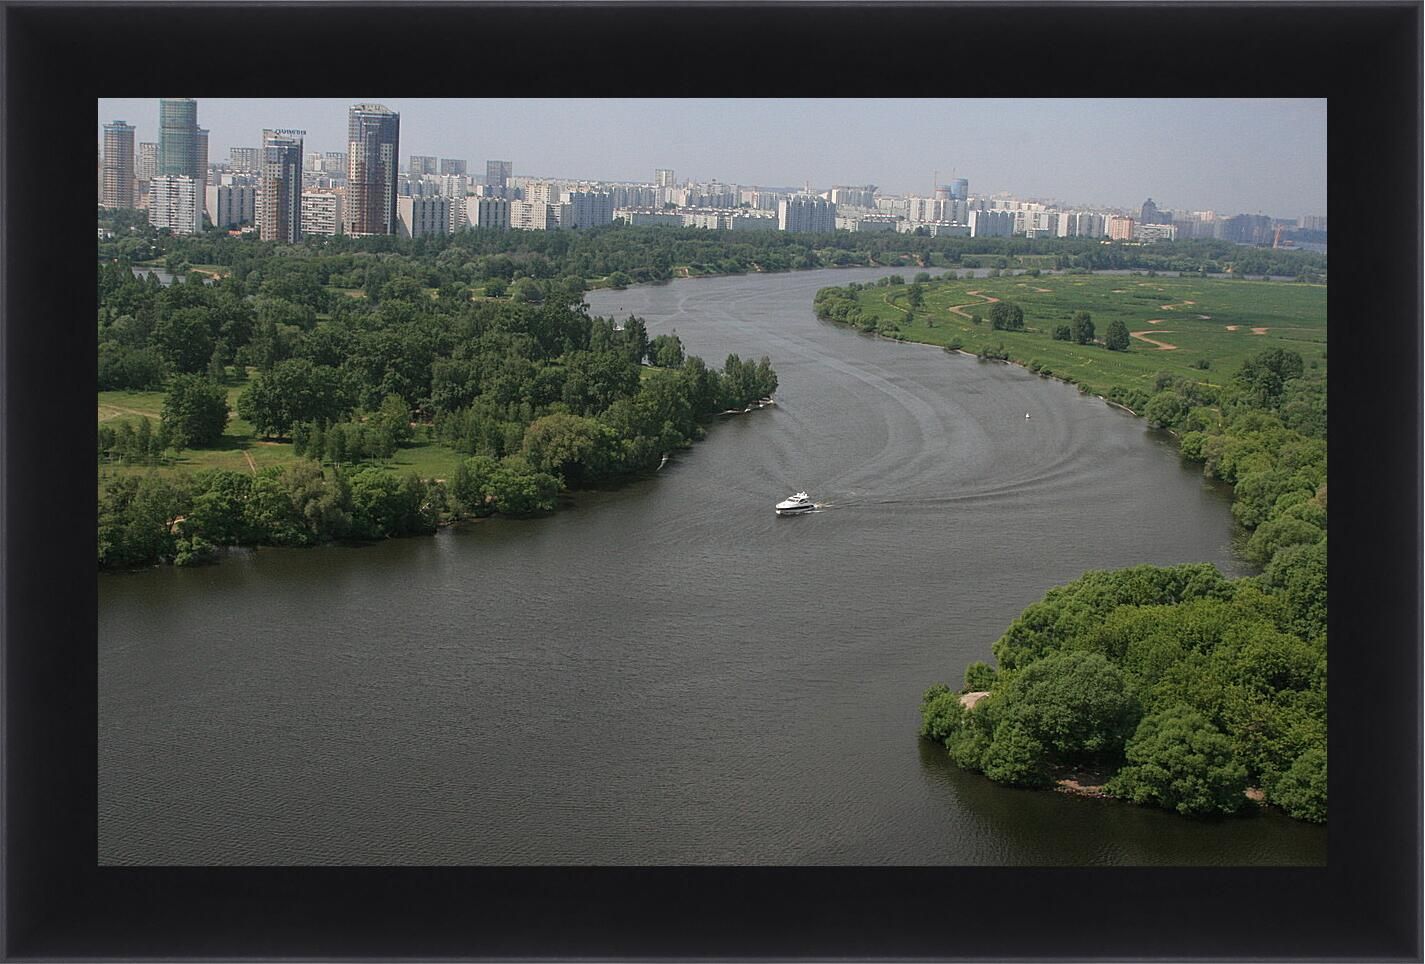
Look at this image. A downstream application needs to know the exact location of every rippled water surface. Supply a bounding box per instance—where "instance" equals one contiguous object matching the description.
[99,266,1326,865]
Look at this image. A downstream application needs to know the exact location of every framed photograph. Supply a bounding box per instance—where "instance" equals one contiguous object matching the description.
[4,2,1419,959]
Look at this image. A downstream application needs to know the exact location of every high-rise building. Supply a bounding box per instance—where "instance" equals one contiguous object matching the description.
[257,129,304,242]
[158,98,201,180]
[409,154,438,175]
[148,175,202,235]
[347,104,400,236]
[1107,215,1136,240]
[136,141,158,182]
[206,184,256,230]
[967,209,1014,238]
[1134,222,1177,242]
[1140,198,1161,225]
[194,127,209,197]
[655,168,675,188]
[484,159,512,190]
[230,146,259,173]
[777,196,837,233]
[300,190,344,236]
[101,120,136,209]
[950,178,969,201]
[564,191,614,229]
[396,195,451,238]
[322,152,347,177]
[440,158,466,176]
[467,196,511,230]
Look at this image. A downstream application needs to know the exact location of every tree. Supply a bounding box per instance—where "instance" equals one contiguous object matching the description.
[1105,318,1131,351]
[1106,703,1250,817]
[1052,324,1072,341]
[1235,348,1305,409]
[907,283,925,309]
[649,333,685,368]
[236,359,352,438]
[1000,651,1139,761]
[989,301,1024,331]
[1268,746,1326,822]
[918,683,964,743]
[981,722,1051,786]
[520,412,615,486]
[1071,310,1095,345]
[160,373,229,449]
[151,307,215,374]
[963,661,998,692]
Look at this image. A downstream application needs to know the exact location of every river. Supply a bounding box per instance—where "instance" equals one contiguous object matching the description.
[98,265,1326,865]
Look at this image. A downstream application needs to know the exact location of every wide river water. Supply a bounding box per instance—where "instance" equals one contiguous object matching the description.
[99,266,1326,865]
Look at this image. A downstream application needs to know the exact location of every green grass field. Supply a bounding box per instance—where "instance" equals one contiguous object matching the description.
[843,274,1326,399]
[99,372,468,483]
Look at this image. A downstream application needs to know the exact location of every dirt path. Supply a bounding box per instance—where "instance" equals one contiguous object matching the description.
[1251,327,1270,334]
[97,403,159,422]
[1158,300,1197,310]
[945,290,1000,320]
[1145,318,1165,325]
[1224,325,1240,331]
[243,450,257,474]
[1131,330,1178,350]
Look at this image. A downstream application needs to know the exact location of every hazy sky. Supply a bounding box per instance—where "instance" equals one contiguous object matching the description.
[97,98,1326,217]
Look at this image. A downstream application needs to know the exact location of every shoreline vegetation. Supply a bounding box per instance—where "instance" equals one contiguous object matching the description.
[99,215,1327,574]
[98,216,1326,822]
[819,274,1326,823]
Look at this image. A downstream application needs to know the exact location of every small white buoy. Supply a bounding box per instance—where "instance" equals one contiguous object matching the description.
[1025,412,1031,419]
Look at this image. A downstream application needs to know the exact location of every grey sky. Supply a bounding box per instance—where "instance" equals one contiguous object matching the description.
[97,98,1326,217]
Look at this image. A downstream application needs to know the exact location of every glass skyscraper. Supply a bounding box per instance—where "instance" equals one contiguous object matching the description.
[345,104,400,236]
[158,98,200,180]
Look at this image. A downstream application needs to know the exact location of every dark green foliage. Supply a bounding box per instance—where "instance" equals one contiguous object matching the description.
[981,722,1051,787]
[1269,747,1327,823]
[1052,324,1072,341]
[1234,348,1305,409]
[989,301,1025,331]
[649,333,685,368]
[236,359,353,438]
[918,684,964,743]
[160,374,229,448]
[1106,704,1250,817]
[1071,310,1095,345]
[1104,318,1131,350]
[963,661,997,691]
[998,651,1139,761]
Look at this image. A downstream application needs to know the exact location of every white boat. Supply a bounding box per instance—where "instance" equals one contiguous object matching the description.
[775,492,815,515]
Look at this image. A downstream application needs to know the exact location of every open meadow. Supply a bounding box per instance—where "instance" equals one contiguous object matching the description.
[837,273,1327,400]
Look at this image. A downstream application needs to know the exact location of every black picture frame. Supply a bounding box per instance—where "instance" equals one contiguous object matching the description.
[4,3,1420,959]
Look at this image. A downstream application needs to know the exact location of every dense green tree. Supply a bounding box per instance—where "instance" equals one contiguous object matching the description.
[1269,746,1326,823]
[236,359,352,438]
[963,661,997,691]
[649,333,685,368]
[1104,319,1131,351]
[1235,348,1305,409]
[989,301,1025,331]
[1071,311,1095,345]
[1106,704,1250,817]
[520,412,616,486]
[1052,324,1072,341]
[151,307,216,374]
[999,651,1139,761]
[918,683,964,743]
[160,373,229,448]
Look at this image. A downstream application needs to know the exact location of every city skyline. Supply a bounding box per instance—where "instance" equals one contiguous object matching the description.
[97,98,1327,218]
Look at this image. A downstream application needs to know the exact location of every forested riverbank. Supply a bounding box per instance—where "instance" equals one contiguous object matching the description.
[872,274,1329,823]
[97,245,776,569]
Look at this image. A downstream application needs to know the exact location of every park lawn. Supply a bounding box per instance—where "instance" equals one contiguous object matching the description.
[855,273,1326,399]
[99,371,467,482]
